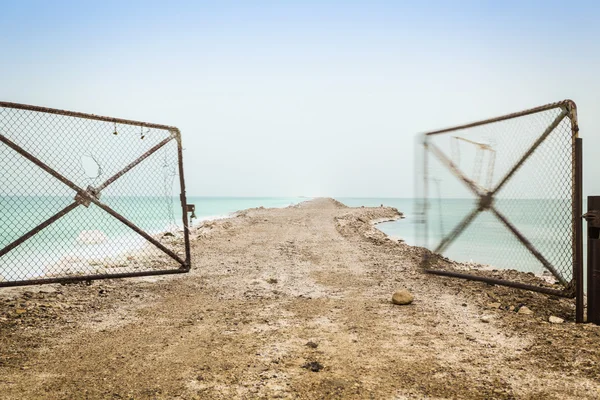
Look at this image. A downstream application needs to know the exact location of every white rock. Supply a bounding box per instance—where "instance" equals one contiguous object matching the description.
[518,306,534,315]
[549,316,564,324]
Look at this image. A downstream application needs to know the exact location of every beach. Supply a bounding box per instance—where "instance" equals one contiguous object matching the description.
[1,198,599,399]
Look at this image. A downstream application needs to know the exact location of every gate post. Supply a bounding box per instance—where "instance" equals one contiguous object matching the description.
[584,196,600,324]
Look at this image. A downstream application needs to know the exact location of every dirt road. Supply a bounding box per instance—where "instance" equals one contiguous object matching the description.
[1,198,599,399]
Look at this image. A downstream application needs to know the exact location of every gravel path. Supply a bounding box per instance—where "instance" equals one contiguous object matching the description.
[1,198,599,399]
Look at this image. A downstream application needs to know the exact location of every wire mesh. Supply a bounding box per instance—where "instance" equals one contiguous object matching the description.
[0,102,190,286]
[417,100,580,295]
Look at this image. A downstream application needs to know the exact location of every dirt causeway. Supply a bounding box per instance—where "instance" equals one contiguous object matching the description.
[1,198,600,399]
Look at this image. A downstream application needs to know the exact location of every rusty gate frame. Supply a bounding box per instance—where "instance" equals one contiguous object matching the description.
[0,102,192,287]
[419,100,583,313]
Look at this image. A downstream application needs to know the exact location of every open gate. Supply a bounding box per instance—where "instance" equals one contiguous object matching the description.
[0,102,193,287]
[417,100,583,312]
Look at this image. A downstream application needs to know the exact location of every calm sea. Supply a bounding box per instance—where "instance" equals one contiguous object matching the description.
[337,197,582,282]
[0,196,306,281]
[1,196,581,283]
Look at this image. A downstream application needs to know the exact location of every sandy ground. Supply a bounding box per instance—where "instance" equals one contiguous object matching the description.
[1,198,600,399]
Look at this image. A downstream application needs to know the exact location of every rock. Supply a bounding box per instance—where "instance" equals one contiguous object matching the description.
[518,306,533,315]
[392,289,414,305]
[480,316,491,323]
[302,361,323,372]
[15,308,27,315]
[305,341,318,349]
[487,302,501,309]
[549,316,564,324]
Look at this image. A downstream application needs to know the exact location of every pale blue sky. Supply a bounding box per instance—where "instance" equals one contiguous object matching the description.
[1,1,599,197]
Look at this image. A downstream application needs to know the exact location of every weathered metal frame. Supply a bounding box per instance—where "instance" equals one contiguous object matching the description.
[0,101,192,287]
[420,100,582,301]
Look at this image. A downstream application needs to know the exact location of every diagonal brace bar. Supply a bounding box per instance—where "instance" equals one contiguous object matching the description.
[0,203,79,258]
[88,197,187,267]
[1,131,184,267]
[489,206,568,286]
[491,109,567,196]
[434,206,481,255]
[96,135,175,192]
[426,142,485,197]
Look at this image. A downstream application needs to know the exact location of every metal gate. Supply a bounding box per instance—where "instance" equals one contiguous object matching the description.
[0,102,193,287]
[417,100,582,305]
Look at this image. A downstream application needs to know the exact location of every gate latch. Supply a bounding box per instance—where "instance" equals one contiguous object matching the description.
[186,204,196,220]
[583,210,600,228]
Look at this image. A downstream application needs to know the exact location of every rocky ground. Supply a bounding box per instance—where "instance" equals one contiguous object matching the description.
[1,198,599,399]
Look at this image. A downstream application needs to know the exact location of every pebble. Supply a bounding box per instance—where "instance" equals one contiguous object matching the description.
[392,289,414,305]
[487,302,501,309]
[518,306,534,315]
[480,316,491,323]
[549,316,564,324]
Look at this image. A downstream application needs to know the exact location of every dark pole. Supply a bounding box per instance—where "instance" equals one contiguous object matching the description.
[585,196,600,324]
[575,138,583,323]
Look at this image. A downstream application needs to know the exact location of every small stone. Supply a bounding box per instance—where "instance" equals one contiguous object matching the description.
[549,316,564,324]
[305,341,318,349]
[15,308,27,315]
[508,306,515,312]
[518,306,533,315]
[392,289,414,305]
[302,361,323,372]
[487,302,501,309]
[481,316,491,323]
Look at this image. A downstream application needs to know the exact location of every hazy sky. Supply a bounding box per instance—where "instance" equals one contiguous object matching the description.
[1,1,599,197]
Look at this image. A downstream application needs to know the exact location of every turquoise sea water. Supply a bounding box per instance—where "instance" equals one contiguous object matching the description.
[337,197,581,282]
[0,196,580,283]
[0,196,306,281]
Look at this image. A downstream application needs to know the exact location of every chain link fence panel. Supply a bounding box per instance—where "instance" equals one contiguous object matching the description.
[416,100,582,297]
[0,102,192,287]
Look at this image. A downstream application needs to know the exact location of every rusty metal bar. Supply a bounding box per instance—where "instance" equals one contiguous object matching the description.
[0,101,177,131]
[0,202,79,258]
[423,136,429,249]
[434,206,481,255]
[174,130,192,270]
[0,133,86,196]
[0,268,187,288]
[575,138,583,322]
[491,109,567,196]
[424,100,574,136]
[424,268,573,297]
[427,142,484,197]
[490,206,567,286]
[95,135,175,192]
[88,197,187,267]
